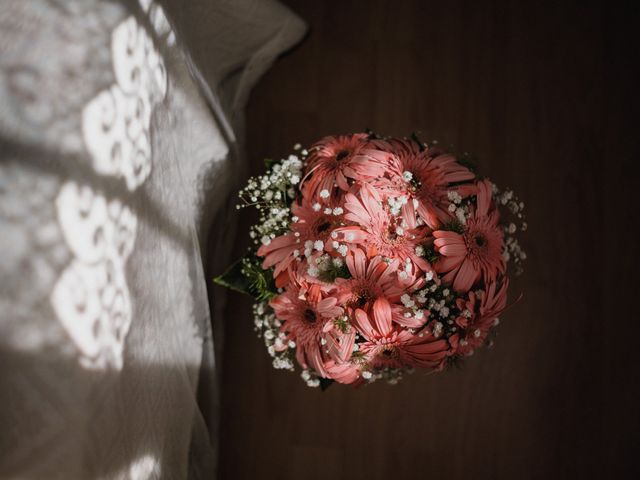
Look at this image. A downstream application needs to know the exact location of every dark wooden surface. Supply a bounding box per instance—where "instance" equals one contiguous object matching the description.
[215,1,639,479]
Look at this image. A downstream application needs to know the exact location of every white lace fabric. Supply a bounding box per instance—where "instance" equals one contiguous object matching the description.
[0,1,225,478]
[0,0,307,478]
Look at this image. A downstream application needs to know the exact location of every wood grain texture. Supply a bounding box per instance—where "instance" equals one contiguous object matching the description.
[214,1,639,478]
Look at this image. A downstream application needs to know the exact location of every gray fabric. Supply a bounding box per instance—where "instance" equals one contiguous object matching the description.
[160,0,307,116]
[0,0,305,478]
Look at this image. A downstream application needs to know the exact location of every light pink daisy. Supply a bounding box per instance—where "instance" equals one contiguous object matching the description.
[373,138,476,228]
[333,183,433,273]
[433,180,505,292]
[270,282,351,376]
[302,133,391,198]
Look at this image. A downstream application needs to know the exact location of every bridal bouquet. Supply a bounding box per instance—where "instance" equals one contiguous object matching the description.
[215,132,526,388]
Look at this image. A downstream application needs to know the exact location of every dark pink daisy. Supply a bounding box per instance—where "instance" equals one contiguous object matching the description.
[433,180,506,292]
[453,278,509,356]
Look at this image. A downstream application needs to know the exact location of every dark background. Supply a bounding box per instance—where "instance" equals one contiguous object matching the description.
[215,1,639,478]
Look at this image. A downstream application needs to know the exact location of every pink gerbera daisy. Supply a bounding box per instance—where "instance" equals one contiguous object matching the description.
[257,198,343,276]
[335,248,426,329]
[454,278,509,356]
[352,299,453,370]
[334,248,404,311]
[433,180,506,292]
[373,138,476,229]
[302,133,391,198]
[270,282,353,376]
[333,183,433,273]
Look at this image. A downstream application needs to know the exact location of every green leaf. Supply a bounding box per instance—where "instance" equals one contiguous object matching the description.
[332,316,351,335]
[213,256,251,295]
[318,262,351,283]
[213,254,278,301]
[264,158,276,169]
[421,246,440,264]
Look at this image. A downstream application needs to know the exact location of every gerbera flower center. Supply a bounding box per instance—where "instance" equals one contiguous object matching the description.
[351,286,375,309]
[462,222,504,269]
[316,221,331,233]
[386,227,400,242]
[370,344,402,368]
[378,222,409,252]
[335,149,350,161]
[381,348,395,357]
[303,308,317,324]
[474,234,487,248]
[312,216,335,237]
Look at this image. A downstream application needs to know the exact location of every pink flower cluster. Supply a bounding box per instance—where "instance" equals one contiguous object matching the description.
[257,133,516,386]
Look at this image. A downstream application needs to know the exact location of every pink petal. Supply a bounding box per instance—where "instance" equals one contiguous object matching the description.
[333,226,368,244]
[434,238,465,250]
[336,170,350,190]
[453,258,479,292]
[433,230,465,241]
[442,268,458,285]
[393,311,427,328]
[401,201,417,229]
[475,179,492,217]
[307,346,328,377]
[344,194,371,226]
[272,256,295,276]
[257,233,295,256]
[409,252,431,272]
[439,244,467,256]
[318,296,337,309]
[325,329,355,362]
[353,308,376,339]
[352,248,367,278]
[261,247,291,268]
[372,297,393,336]
[436,255,463,272]
[325,361,361,385]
